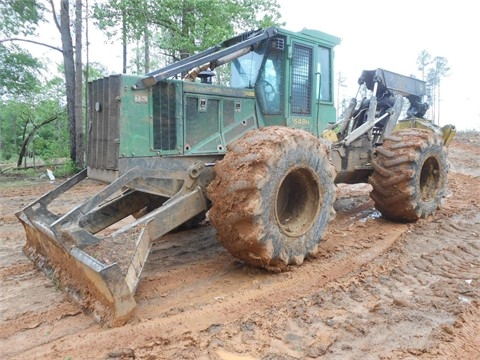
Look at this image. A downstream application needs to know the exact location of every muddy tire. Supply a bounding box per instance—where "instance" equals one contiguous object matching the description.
[369,128,448,222]
[207,126,336,271]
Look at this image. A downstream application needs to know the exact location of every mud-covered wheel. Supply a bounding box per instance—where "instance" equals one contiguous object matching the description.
[369,128,448,222]
[207,126,336,271]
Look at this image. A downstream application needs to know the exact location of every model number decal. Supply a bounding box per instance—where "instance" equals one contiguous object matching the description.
[134,95,148,104]
[292,118,310,126]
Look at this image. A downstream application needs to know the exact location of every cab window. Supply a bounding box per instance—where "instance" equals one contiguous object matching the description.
[318,45,333,102]
[257,37,284,114]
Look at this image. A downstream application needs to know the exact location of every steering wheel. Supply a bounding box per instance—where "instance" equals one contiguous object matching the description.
[259,79,277,101]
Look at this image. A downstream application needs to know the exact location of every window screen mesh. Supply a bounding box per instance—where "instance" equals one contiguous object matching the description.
[291,44,313,115]
[153,82,177,150]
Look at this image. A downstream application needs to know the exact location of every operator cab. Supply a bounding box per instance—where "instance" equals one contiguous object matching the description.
[231,28,341,135]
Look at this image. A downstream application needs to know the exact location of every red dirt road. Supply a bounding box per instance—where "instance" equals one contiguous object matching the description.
[1,132,479,359]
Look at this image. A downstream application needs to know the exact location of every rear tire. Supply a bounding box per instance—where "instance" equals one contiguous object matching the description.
[207,127,336,271]
[369,128,448,222]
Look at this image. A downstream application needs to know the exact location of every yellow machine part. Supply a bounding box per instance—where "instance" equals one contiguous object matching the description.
[394,118,456,147]
[321,129,339,143]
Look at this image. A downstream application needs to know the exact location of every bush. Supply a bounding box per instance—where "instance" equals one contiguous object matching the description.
[53,160,80,178]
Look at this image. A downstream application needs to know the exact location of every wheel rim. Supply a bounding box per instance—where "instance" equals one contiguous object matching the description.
[275,166,321,237]
[419,155,441,201]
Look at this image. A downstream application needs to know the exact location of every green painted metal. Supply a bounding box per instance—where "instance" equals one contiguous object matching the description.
[117,75,152,157]
[182,81,257,155]
[109,27,341,160]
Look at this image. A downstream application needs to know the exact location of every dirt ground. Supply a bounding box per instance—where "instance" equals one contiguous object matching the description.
[1,131,479,360]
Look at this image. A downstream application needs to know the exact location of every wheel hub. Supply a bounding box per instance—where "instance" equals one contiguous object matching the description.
[420,156,441,201]
[275,167,321,237]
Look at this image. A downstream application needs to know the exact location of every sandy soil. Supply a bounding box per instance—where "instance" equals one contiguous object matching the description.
[0,131,479,360]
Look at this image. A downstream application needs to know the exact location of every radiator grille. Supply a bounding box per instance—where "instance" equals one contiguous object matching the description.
[152,82,177,150]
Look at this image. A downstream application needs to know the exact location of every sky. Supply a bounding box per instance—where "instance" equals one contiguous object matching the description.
[29,0,479,131]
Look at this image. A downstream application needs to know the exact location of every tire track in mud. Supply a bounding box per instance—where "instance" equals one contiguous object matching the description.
[134,186,391,317]
[326,208,480,359]
[135,221,406,320]
[431,301,480,360]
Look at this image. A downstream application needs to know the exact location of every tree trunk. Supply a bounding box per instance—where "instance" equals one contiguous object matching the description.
[75,0,84,168]
[144,23,150,73]
[17,114,59,167]
[437,81,441,125]
[122,9,127,73]
[59,0,76,163]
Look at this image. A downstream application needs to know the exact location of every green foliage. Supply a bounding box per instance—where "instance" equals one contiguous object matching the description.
[0,0,87,168]
[51,159,80,177]
[0,0,45,37]
[0,78,69,163]
[0,0,45,97]
[31,111,70,160]
[93,0,283,70]
[0,44,43,97]
[0,100,22,160]
[85,61,110,81]
[417,50,450,86]
[416,50,431,82]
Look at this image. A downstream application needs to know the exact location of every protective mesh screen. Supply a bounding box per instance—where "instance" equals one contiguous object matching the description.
[291,44,312,115]
[152,82,177,150]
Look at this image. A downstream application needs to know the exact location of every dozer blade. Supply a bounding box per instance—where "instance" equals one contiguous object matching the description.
[16,168,207,326]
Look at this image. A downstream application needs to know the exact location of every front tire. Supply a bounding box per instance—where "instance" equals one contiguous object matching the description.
[207,127,336,271]
[369,128,448,222]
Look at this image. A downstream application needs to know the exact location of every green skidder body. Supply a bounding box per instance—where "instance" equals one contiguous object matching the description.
[86,28,341,183]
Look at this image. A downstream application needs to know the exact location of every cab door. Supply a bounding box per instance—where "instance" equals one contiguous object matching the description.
[286,37,337,136]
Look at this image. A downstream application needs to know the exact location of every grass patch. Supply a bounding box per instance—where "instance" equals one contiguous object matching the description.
[0,159,80,187]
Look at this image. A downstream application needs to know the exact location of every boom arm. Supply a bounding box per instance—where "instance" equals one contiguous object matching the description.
[133,27,278,90]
